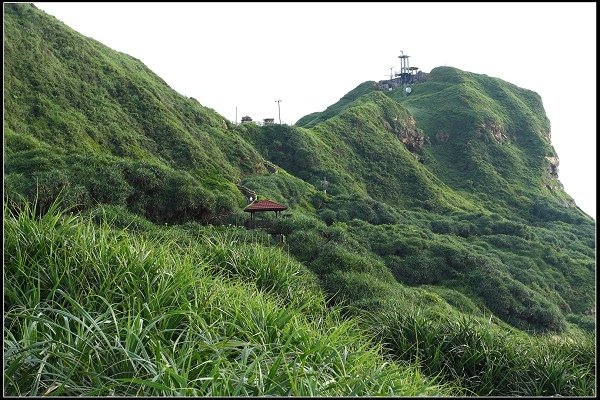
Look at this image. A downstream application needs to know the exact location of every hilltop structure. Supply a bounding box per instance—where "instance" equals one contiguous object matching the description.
[376,51,428,91]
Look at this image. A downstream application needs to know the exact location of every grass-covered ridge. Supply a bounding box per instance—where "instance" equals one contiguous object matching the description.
[4,3,596,396]
[4,2,266,223]
[242,84,594,334]
[4,201,453,396]
[295,80,378,128]
[387,66,576,221]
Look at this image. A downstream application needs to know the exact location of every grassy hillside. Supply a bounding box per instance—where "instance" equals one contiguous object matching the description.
[295,80,378,128]
[242,86,594,334]
[387,66,577,221]
[4,2,268,223]
[4,202,455,396]
[242,92,480,213]
[4,3,595,396]
[4,199,595,397]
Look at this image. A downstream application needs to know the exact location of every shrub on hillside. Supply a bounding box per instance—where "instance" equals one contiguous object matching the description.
[386,255,457,285]
[86,204,156,233]
[467,260,566,332]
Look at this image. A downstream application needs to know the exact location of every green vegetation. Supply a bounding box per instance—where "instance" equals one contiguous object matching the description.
[387,66,568,221]
[4,201,452,396]
[4,3,595,396]
[295,80,378,128]
[4,2,264,223]
[372,310,595,396]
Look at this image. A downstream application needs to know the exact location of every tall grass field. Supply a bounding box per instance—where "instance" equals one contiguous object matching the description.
[4,200,595,396]
[4,200,453,396]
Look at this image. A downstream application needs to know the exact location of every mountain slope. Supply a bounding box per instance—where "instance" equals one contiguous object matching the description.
[3,3,595,396]
[388,66,577,221]
[5,2,594,332]
[4,2,268,223]
[243,79,594,331]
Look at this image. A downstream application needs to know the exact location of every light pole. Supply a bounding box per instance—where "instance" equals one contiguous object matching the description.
[275,99,282,124]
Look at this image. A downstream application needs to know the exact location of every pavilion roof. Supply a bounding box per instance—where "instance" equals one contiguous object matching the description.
[243,199,288,212]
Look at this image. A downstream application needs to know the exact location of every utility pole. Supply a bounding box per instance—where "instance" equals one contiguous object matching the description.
[235,106,238,125]
[275,99,282,124]
[388,66,394,80]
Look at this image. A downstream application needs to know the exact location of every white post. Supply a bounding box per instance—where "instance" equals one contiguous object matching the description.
[275,99,282,124]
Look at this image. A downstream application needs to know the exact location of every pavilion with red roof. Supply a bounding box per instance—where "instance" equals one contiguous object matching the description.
[244,199,288,221]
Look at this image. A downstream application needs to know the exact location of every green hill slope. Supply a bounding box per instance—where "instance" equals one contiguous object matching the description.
[243,77,594,334]
[4,3,595,396]
[4,3,268,223]
[295,80,378,128]
[387,66,579,221]
[243,92,481,213]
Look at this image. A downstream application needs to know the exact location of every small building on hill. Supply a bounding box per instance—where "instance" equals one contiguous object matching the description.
[263,118,275,125]
[241,115,253,123]
[244,199,287,220]
[243,199,288,236]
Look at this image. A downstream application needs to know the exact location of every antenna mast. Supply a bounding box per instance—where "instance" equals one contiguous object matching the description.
[275,99,282,124]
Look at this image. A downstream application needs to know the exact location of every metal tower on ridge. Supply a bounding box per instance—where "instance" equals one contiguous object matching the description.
[396,50,417,96]
[375,52,423,92]
[397,50,410,82]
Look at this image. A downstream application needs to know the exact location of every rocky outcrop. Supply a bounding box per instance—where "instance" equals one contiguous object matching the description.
[397,127,424,153]
[384,115,424,153]
[263,160,278,174]
[584,307,595,317]
[476,121,508,142]
[545,156,559,178]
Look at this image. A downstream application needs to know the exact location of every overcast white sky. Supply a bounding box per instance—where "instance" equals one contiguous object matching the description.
[33,2,596,219]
